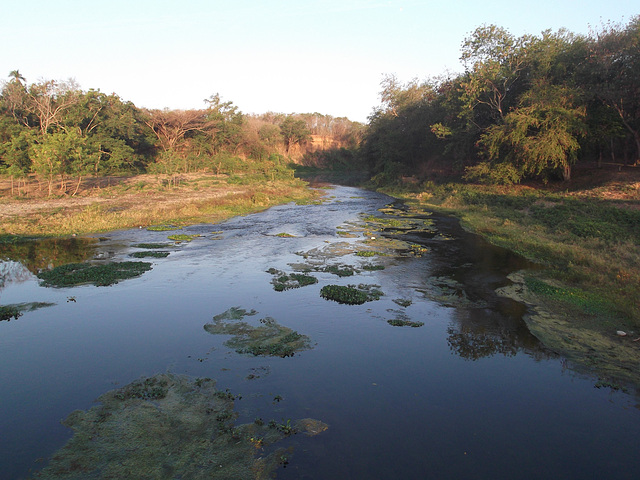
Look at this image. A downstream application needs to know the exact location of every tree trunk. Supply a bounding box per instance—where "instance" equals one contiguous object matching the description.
[562,164,571,181]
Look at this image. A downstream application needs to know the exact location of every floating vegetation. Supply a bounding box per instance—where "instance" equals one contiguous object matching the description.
[336,230,357,238]
[146,224,179,231]
[129,251,170,258]
[387,318,424,327]
[355,251,377,257]
[267,268,318,291]
[31,373,327,479]
[167,234,199,242]
[320,284,383,305]
[131,243,171,249]
[362,263,385,271]
[321,265,356,277]
[37,261,152,287]
[0,302,56,321]
[213,306,257,321]
[205,308,312,358]
[393,298,413,308]
[275,232,295,238]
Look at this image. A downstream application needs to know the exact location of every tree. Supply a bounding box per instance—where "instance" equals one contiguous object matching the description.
[473,81,586,182]
[585,17,640,163]
[279,116,310,154]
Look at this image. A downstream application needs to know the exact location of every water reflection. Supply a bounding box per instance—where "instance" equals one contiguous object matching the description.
[0,237,98,279]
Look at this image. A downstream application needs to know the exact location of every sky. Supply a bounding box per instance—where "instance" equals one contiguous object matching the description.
[1,0,637,122]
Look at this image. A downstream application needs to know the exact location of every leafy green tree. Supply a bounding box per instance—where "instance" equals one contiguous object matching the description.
[279,116,310,154]
[472,81,586,182]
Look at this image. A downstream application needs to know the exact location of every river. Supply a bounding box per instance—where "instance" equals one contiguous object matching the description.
[0,185,638,479]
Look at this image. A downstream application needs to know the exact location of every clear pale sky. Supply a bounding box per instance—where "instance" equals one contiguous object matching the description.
[1,0,637,122]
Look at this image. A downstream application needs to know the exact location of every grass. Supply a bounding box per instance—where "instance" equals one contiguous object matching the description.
[0,173,316,237]
[380,181,640,327]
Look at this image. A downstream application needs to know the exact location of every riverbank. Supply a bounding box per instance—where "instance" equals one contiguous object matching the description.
[0,173,317,238]
[375,165,640,391]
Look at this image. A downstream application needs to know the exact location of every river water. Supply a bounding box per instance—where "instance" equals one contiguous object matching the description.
[0,185,638,479]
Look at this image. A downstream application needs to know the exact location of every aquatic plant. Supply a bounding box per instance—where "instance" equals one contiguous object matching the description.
[362,263,385,271]
[205,309,312,358]
[31,373,328,479]
[355,251,377,257]
[129,251,170,258]
[321,265,356,277]
[320,284,383,305]
[275,232,295,237]
[131,243,171,249]
[267,268,317,291]
[393,298,413,308]
[37,261,152,287]
[167,234,199,242]
[387,318,424,327]
[146,224,179,231]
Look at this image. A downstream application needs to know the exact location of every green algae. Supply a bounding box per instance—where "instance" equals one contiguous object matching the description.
[387,318,424,328]
[30,373,327,480]
[275,232,296,238]
[267,268,318,291]
[0,302,56,321]
[167,234,199,242]
[320,284,383,305]
[37,261,152,287]
[129,251,170,258]
[131,243,172,249]
[205,308,312,358]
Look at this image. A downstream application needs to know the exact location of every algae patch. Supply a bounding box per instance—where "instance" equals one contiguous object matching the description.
[320,284,383,305]
[129,251,170,258]
[267,268,318,291]
[205,307,312,357]
[37,261,152,287]
[31,374,327,480]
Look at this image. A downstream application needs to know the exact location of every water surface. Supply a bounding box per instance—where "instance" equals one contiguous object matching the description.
[0,185,638,479]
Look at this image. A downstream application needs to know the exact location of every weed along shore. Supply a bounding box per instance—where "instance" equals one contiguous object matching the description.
[0,173,317,237]
[375,177,640,391]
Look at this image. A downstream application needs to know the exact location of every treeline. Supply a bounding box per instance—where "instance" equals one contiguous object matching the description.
[362,17,640,185]
[0,74,363,195]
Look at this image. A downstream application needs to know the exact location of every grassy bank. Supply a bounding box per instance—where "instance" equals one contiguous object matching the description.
[376,173,640,390]
[0,173,317,237]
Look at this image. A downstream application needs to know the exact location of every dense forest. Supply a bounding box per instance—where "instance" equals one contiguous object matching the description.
[0,17,638,193]
[363,17,640,185]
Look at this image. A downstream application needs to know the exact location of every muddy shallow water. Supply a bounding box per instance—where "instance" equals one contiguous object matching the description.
[1,185,638,479]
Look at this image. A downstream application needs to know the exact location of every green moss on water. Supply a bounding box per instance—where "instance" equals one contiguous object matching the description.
[205,308,312,357]
[275,232,296,238]
[131,243,172,249]
[355,251,377,257]
[30,373,327,480]
[167,234,199,242]
[37,261,152,287]
[267,269,318,291]
[129,251,170,258]
[320,284,383,305]
[387,318,424,327]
